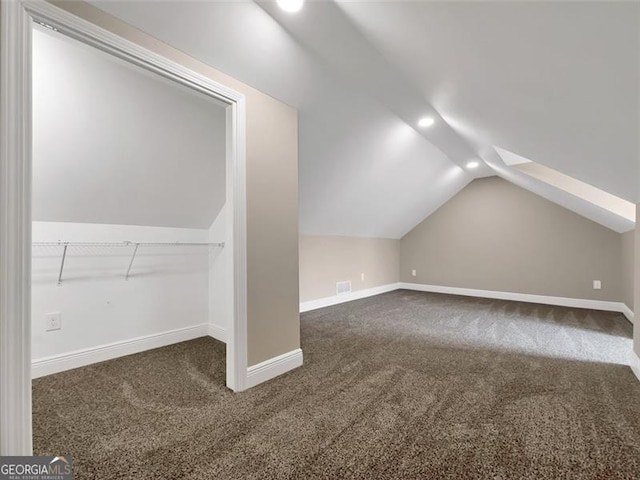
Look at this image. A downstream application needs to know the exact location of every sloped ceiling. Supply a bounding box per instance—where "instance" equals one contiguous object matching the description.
[90,0,638,237]
[90,0,474,238]
[33,26,226,229]
[486,149,635,234]
[337,1,639,202]
[498,148,635,224]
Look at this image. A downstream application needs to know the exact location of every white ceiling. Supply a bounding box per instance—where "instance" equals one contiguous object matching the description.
[90,0,475,238]
[33,26,226,229]
[337,1,639,203]
[88,1,638,237]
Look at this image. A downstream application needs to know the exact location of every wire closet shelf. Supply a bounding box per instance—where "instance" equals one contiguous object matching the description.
[32,241,225,285]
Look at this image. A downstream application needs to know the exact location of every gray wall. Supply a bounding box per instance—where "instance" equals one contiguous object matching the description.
[58,1,300,367]
[401,177,626,302]
[33,27,226,229]
[621,230,635,309]
[299,235,399,302]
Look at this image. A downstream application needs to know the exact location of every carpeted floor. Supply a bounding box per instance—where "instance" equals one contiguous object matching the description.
[33,290,640,479]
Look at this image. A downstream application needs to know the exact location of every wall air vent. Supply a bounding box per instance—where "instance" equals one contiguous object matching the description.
[336,281,352,296]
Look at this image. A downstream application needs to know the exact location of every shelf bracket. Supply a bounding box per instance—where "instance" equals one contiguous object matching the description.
[125,243,139,280]
[57,244,68,286]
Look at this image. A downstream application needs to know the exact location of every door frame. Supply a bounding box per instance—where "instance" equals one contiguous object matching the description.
[0,0,249,454]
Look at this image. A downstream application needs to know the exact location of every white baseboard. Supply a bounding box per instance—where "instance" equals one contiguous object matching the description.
[630,351,640,384]
[33,322,304,390]
[245,348,303,389]
[208,323,227,343]
[32,324,209,379]
[620,304,635,325]
[400,282,634,322]
[300,282,634,323]
[300,283,401,313]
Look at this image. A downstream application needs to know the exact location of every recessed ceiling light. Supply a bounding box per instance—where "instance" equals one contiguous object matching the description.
[466,161,480,169]
[418,117,435,128]
[277,0,304,12]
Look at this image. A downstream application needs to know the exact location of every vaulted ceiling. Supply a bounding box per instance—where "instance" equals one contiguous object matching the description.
[91,0,639,237]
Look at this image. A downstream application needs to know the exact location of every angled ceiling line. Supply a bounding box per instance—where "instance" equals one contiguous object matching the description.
[337,0,639,203]
[89,0,638,238]
[256,0,490,176]
[483,148,635,233]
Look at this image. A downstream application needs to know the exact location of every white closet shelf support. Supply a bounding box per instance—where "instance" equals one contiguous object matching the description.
[32,241,225,284]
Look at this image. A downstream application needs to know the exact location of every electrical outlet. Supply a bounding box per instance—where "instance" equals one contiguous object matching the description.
[593,280,602,290]
[411,269,417,277]
[45,312,62,331]
[361,273,365,281]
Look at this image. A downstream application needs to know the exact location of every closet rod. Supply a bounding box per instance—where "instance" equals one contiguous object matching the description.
[33,241,225,247]
[32,241,225,285]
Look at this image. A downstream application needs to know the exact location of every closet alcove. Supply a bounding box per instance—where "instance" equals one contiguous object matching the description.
[31,24,232,385]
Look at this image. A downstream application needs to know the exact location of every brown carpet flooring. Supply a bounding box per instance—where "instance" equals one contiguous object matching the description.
[33,290,640,479]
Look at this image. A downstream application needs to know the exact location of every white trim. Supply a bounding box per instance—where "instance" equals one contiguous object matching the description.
[400,282,633,319]
[32,324,209,379]
[208,324,227,343]
[227,95,248,393]
[245,348,303,389]
[300,283,401,313]
[25,0,249,394]
[300,282,634,321]
[31,326,300,391]
[620,304,635,325]
[25,2,243,106]
[1,0,249,453]
[0,0,33,455]
[630,351,640,384]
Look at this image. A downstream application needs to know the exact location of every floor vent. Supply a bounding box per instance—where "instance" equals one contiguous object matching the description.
[336,281,352,296]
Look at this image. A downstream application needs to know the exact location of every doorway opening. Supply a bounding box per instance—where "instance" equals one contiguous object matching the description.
[0,1,248,454]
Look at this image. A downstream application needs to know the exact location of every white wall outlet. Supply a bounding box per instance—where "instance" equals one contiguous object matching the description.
[411,269,417,277]
[593,280,602,290]
[45,312,62,331]
[361,273,365,281]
